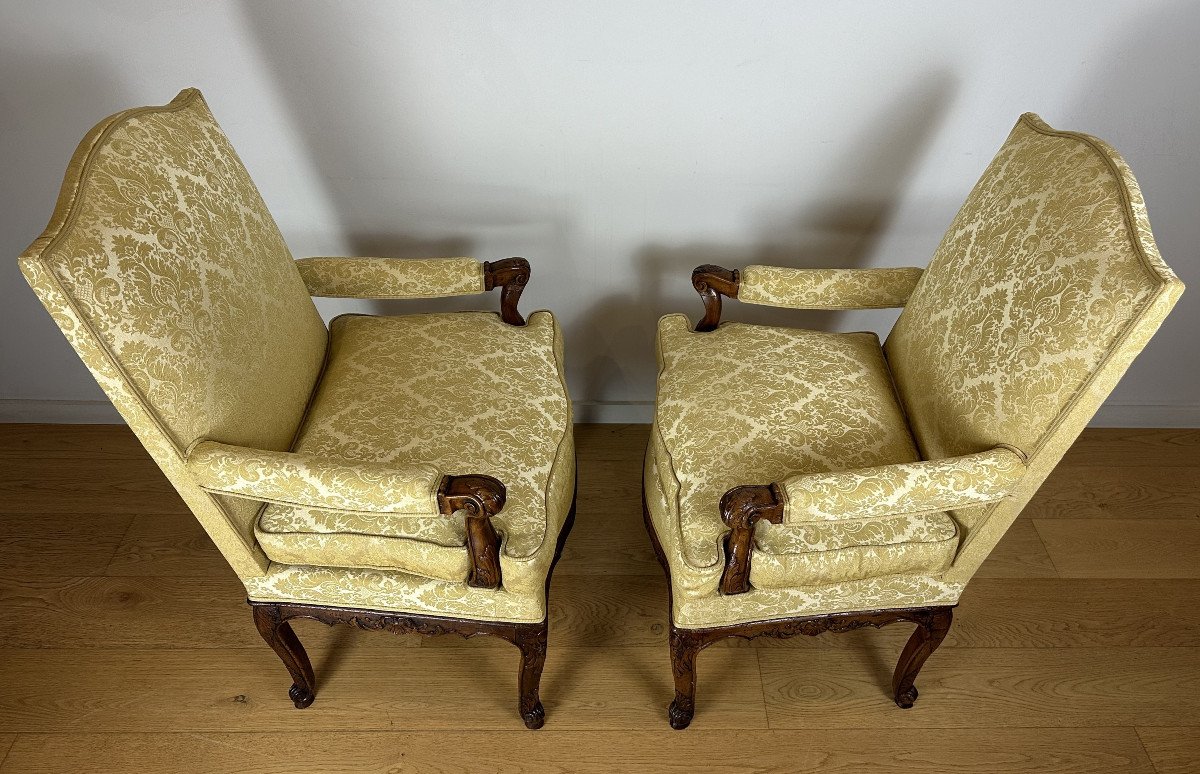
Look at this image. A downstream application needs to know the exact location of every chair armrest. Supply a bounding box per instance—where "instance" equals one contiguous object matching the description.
[296,256,531,326]
[780,445,1027,522]
[186,440,506,588]
[716,446,1026,594]
[691,264,924,331]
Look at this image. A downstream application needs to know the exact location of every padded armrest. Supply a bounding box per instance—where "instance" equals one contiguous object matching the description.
[296,256,531,326]
[779,445,1027,523]
[295,256,485,299]
[185,440,443,515]
[716,445,1026,594]
[739,265,925,310]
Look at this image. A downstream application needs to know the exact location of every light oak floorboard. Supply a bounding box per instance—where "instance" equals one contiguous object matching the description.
[0,512,133,576]
[1027,466,1200,519]
[1,424,1198,771]
[0,645,765,733]
[759,646,1200,729]
[0,457,185,514]
[0,423,146,459]
[0,728,1158,774]
[104,513,229,577]
[974,516,1059,578]
[1060,429,1200,468]
[0,737,13,772]
[1034,519,1200,578]
[1135,727,1200,774]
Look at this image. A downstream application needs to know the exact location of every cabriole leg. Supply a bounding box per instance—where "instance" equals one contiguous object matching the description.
[514,622,548,729]
[892,607,953,708]
[668,626,702,730]
[251,604,316,709]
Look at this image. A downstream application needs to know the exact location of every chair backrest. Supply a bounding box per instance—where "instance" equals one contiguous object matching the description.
[885,113,1183,580]
[18,88,328,577]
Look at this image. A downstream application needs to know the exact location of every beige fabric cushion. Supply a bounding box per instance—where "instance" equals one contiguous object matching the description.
[751,512,958,588]
[653,313,923,572]
[253,310,573,584]
[644,439,963,628]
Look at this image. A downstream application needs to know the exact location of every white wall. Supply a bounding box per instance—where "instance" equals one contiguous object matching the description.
[2,0,1198,424]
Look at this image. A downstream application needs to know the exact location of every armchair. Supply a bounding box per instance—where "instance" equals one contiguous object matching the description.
[645,114,1183,728]
[18,89,575,728]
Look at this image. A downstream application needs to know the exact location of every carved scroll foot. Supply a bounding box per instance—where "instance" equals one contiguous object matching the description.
[289,683,315,709]
[892,607,953,709]
[252,604,316,710]
[515,623,549,729]
[668,627,701,730]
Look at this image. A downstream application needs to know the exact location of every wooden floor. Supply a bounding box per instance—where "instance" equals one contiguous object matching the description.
[0,424,1198,772]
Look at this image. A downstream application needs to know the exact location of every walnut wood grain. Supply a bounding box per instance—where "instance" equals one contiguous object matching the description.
[643,490,954,730]
[483,257,531,326]
[438,474,506,589]
[718,483,785,595]
[691,264,740,332]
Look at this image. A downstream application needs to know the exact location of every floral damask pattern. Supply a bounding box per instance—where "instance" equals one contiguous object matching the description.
[295,256,484,299]
[243,563,548,623]
[751,512,958,588]
[645,113,1182,628]
[19,88,327,577]
[653,314,923,570]
[643,446,963,626]
[186,440,443,514]
[780,446,1026,522]
[21,90,577,622]
[250,310,574,601]
[886,114,1183,463]
[739,266,925,309]
[756,512,957,554]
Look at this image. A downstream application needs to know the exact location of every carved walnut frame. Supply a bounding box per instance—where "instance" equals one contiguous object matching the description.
[250,258,573,729]
[640,264,956,730]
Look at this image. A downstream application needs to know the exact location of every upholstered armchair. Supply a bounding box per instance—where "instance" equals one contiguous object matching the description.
[644,114,1183,729]
[18,89,575,729]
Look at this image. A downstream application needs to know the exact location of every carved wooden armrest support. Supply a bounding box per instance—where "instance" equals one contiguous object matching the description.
[719,483,784,595]
[692,264,741,332]
[437,474,506,589]
[483,257,531,326]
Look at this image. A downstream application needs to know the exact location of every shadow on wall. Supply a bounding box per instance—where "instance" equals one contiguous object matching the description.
[235,1,575,322]
[573,73,959,417]
[0,51,135,403]
[1070,2,1200,412]
[236,1,958,416]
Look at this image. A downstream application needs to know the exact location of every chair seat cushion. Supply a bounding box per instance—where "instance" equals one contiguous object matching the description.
[653,313,927,575]
[750,512,959,588]
[255,310,573,581]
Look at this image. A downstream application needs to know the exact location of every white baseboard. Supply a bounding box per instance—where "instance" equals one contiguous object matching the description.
[2,398,1198,428]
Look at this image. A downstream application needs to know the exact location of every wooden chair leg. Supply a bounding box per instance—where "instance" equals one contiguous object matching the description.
[668,626,702,730]
[514,622,548,729]
[251,604,316,709]
[892,607,953,708]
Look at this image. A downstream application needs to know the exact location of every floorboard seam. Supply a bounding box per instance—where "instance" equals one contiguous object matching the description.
[0,734,15,772]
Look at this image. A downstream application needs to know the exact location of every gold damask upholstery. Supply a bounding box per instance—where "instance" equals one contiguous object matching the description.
[19,88,574,626]
[253,311,574,590]
[652,314,924,575]
[647,113,1183,631]
[739,265,924,309]
[295,256,484,299]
